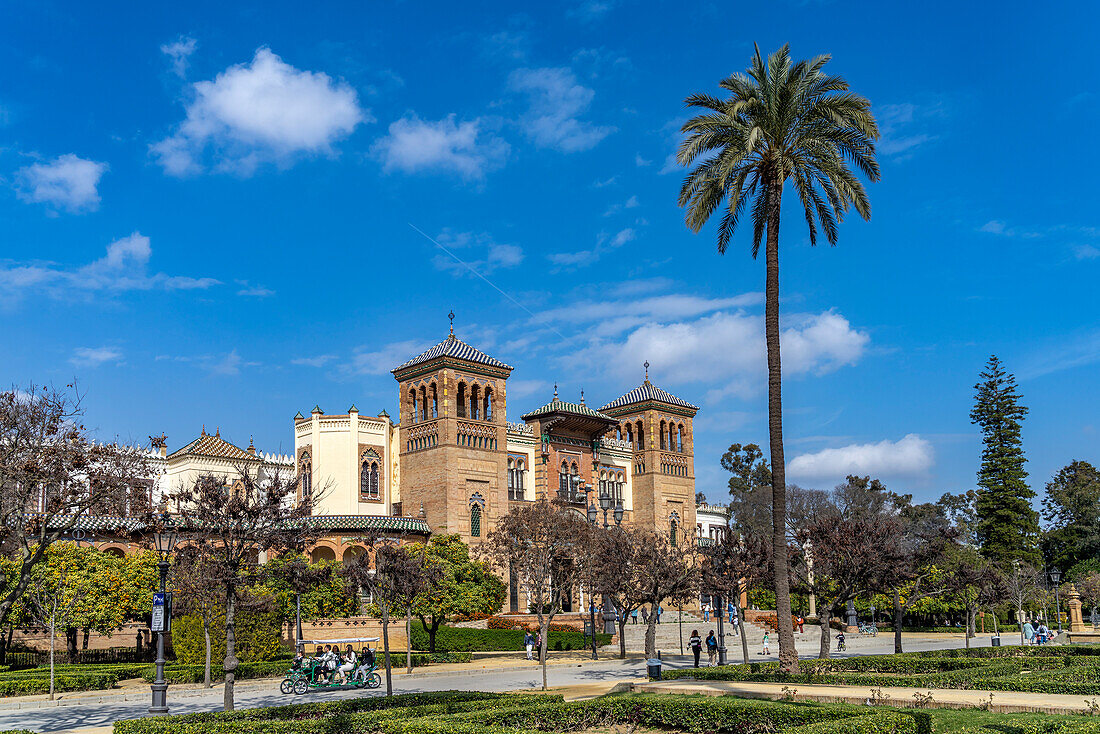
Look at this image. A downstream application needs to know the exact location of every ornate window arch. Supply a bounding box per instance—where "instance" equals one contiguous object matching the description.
[409,388,418,422]
[559,460,570,495]
[470,492,485,537]
[484,387,493,421]
[299,452,312,498]
[457,382,467,418]
[636,421,644,450]
[431,383,439,418]
[659,420,666,450]
[669,510,680,546]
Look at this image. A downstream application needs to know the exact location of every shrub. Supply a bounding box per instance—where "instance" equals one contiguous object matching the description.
[172,610,282,665]
[409,624,609,652]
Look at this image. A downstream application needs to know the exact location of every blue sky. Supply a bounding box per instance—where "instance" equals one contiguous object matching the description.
[3,0,1099,505]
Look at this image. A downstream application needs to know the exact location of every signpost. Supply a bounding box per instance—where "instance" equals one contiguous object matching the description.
[151,592,172,633]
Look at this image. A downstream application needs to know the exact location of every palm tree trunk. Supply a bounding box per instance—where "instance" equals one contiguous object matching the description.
[818,604,832,659]
[765,173,798,674]
[224,586,238,711]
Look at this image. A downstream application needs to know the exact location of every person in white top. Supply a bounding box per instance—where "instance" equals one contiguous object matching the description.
[338,644,356,682]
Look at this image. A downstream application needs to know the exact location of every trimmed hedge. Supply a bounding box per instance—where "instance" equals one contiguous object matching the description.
[410,624,610,652]
[112,689,931,734]
[0,671,117,696]
[663,646,1100,694]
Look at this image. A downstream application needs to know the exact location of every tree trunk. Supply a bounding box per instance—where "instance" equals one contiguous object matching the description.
[737,603,750,664]
[964,608,972,649]
[818,605,832,659]
[618,615,628,659]
[764,173,797,674]
[381,602,392,696]
[406,607,412,674]
[540,619,550,691]
[0,624,8,666]
[82,628,89,650]
[644,606,659,659]
[428,618,439,654]
[66,626,77,663]
[203,617,212,688]
[223,586,238,712]
[892,589,904,654]
[49,616,56,701]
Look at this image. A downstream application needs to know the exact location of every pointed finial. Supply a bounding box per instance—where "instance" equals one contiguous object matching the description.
[448,310,455,336]
[644,360,650,382]
[215,426,220,438]
[249,435,254,447]
[418,502,426,519]
[580,388,585,405]
[201,424,206,436]
[553,383,558,400]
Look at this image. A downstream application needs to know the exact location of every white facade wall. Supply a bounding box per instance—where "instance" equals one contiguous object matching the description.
[295,409,396,517]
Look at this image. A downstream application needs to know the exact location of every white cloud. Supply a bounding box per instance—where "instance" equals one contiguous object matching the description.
[603,195,639,217]
[16,154,108,213]
[70,346,123,368]
[344,339,431,376]
[568,0,616,21]
[508,68,613,152]
[152,48,366,176]
[235,280,274,297]
[980,220,1006,235]
[535,292,761,337]
[0,232,219,304]
[876,102,944,158]
[576,309,868,397]
[206,350,245,376]
[635,153,651,167]
[549,227,635,267]
[430,229,524,276]
[1075,244,1100,260]
[161,35,198,78]
[787,434,934,482]
[292,355,337,368]
[372,114,508,179]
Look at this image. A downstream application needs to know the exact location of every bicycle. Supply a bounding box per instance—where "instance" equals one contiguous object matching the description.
[858,623,878,637]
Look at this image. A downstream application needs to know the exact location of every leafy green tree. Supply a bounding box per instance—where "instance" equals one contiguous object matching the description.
[260,552,359,636]
[409,535,505,654]
[970,356,1040,565]
[1041,461,1100,572]
[722,443,772,537]
[677,44,879,673]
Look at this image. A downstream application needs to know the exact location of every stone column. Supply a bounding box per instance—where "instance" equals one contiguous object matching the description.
[1067,584,1086,632]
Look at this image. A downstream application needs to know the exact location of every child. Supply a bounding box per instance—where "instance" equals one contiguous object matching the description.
[836,631,846,652]
[761,631,770,655]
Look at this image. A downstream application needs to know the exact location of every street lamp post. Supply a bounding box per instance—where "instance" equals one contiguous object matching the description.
[870,605,876,629]
[716,592,727,665]
[1050,568,1063,634]
[148,516,178,716]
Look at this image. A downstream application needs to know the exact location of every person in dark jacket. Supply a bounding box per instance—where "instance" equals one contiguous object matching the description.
[689,629,702,667]
[705,631,718,666]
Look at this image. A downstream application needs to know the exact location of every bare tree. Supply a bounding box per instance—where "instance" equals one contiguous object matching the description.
[481,499,586,690]
[0,384,150,660]
[1006,560,1041,643]
[25,549,84,700]
[795,514,904,658]
[632,527,699,659]
[703,529,769,663]
[580,523,649,660]
[170,469,318,711]
[945,548,1003,648]
[171,547,224,688]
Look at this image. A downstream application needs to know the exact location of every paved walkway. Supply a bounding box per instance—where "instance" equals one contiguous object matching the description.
[637,678,1095,715]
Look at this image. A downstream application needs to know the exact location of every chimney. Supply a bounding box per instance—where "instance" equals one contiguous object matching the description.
[247,436,256,455]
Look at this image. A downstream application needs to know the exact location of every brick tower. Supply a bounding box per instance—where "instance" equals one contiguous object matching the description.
[391,317,512,543]
[599,362,699,539]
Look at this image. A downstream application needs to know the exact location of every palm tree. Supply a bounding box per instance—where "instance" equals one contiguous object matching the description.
[676,44,879,673]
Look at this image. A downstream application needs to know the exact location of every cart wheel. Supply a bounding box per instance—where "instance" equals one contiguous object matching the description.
[366,672,381,689]
[280,678,294,695]
[293,678,309,695]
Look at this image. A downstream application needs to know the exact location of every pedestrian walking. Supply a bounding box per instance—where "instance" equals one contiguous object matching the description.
[760,631,770,655]
[728,600,735,625]
[657,605,663,624]
[797,615,805,633]
[535,631,543,661]
[631,608,639,625]
[524,631,535,660]
[703,602,710,622]
[641,607,649,625]
[731,608,739,635]
[706,630,718,666]
[1022,620,1035,645]
[689,629,702,667]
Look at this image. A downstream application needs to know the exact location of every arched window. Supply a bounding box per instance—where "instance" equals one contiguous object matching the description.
[370,462,379,498]
[300,454,312,498]
[431,383,439,418]
[470,384,480,420]
[678,424,685,453]
[360,461,370,497]
[409,389,418,422]
[484,387,492,421]
[626,424,633,446]
[559,460,569,495]
[659,421,666,450]
[470,503,482,537]
[636,421,644,450]
[670,519,678,546]
[457,383,467,418]
[420,386,428,423]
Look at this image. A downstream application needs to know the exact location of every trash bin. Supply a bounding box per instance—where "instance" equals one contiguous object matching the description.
[647,658,662,680]
[991,636,1002,647]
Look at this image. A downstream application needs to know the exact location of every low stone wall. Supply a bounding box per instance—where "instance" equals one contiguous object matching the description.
[295,616,408,650]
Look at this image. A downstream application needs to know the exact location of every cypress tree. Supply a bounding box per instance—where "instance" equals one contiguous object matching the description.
[969,355,1040,565]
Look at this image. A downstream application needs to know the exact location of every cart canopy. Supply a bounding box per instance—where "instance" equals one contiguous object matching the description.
[298,637,379,646]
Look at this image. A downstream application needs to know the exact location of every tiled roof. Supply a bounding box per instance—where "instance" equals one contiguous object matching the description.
[305,515,431,534]
[393,335,512,373]
[521,398,615,423]
[168,432,258,462]
[600,380,698,412]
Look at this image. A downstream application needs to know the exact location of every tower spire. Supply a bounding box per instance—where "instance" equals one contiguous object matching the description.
[553,383,558,400]
[644,360,650,383]
[448,310,455,337]
[580,388,585,405]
